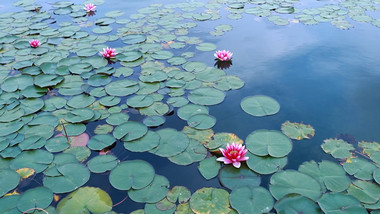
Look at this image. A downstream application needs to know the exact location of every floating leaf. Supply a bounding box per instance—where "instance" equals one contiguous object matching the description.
[0,169,20,197]
[150,128,189,157]
[57,187,112,214]
[43,163,90,193]
[206,132,243,152]
[219,165,260,190]
[343,157,377,180]
[240,95,280,117]
[318,193,367,214]
[281,121,315,140]
[347,180,380,204]
[109,160,155,190]
[10,150,53,173]
[188,87,225,106]
[269,170,322,201]
[187,114,216,130]
[198,156,220,180]
[299,160,351,192]
[168,139,207,165]
[274,194,322,214]
[88,134,116,151]
[321,139,354,159]
[245,130,292,158]
[17,187,53,213]
[230,186,273,214]
[124,130,160,153]
[246,152,287,175]
[128,174,170,203]
[177,104,209,121]
[113,121,147,141]
[87,155,118,173]
[167,186,191,203]
[190,188,231,214]
[182,126,214,144]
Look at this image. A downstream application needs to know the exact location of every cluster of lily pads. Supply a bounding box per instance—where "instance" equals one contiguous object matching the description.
[0,0,379,213]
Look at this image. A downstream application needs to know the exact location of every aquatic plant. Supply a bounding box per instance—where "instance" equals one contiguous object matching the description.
[214,50,233,61]
[217,143,249,168]
[100,47,117,58]
[29,40,40,48]
[83,3,96,12]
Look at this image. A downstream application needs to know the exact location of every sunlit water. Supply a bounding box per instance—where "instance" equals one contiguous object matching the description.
[2,0,380,212]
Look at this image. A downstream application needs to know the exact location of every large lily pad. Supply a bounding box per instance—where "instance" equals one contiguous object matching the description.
[347,180,380,204]
[274,194,322,214]
[87,155,118,173]
[230,186,273,214]
[343,157,377,180]
[246,152,287,174]
[198,156,220,180]
[190,188,231,214]
[168,139,207,165]
[245,130,292,157]
[88,134,116,151]
[299,160,351,192]
[128,174,170,203]
[240,95,280,117]
[109,160,155,190]
[10,150,53,173]
[17,186,53,213]
[149,128,189,157]
[113,121,148,141]
[43,163,90,193]
[0,169,20,197]
[219,165,260,190]
[57,187,113,214]
[318,193,367,214]
[188,87,225,106]
[269,170,322,201]
[321,139,354,159]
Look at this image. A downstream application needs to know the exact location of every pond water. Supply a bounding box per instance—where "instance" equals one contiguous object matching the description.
[0,0,379,213]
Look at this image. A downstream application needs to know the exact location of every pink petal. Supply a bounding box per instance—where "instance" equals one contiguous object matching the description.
[232,161,241,168]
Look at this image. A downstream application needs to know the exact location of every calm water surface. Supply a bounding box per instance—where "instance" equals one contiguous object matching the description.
[2,0,380,212]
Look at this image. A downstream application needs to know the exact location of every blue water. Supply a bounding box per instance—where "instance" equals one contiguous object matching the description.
[2,0,380,212]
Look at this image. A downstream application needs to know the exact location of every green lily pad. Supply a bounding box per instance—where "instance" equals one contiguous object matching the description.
[149,128,189,157]
[168,139,207,165]
[94,124,114,134]
[124,130,160,152]
[128,174,170,203]
[347,180,380,204]
[57,187,113,214]
[105,79,139,96]
[43,163,90,193]
[122,34,146,44]
[87,155,118,173]
[198,156,220,180]
[188,87,225,106]
[214,76,244,91]
[0,169,20,197]
[245,130,292,157]
[88,134,116,151]
[109,160,155,190]
[196,43,217,51]
[374,168,380,184]
[246,152,287,175]
[10,150,53,173]
[219,165,260,190]
[269,170,322,201]
[281,121,315,140]
[343,157,377,180]
[127,95,154,108]
[299,160,351,192]
[230,186,273,214]
[34,74,64,88]
[177,104,209,121]
[45,136,70,153]
[274,194,322,214]
[113,121,147,141]
[63,146,91,162]
[318,193,367,214]
[65,108,94,123]
[240,95,280,117]
[321,139,354,159]
[67,94,95,109]
[143,116,166,127]
[167,186,191,203]
[106,113,129,126]
[17,187,53,213]
[0,195,20,213]
[187,114,216,130]
[190,188,231,214]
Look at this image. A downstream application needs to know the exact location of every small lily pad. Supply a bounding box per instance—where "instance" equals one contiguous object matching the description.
[230,186,273,214]
[219,165,260,190]
[241,95,280,117]
[281,121,315,140]
[87,155,118,173]
[245,130,292,157]
[128,174,170,203]
[321,139,354,159]
[190,188,231,214]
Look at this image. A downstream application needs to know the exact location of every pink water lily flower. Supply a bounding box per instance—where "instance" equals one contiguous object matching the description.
[84,3,96,12]
[29,40,40,48]
[100,47,117,58]
[214,50,233,61]
[216,143,249,168]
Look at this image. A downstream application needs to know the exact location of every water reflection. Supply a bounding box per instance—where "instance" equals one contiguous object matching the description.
[214,60,232,70]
